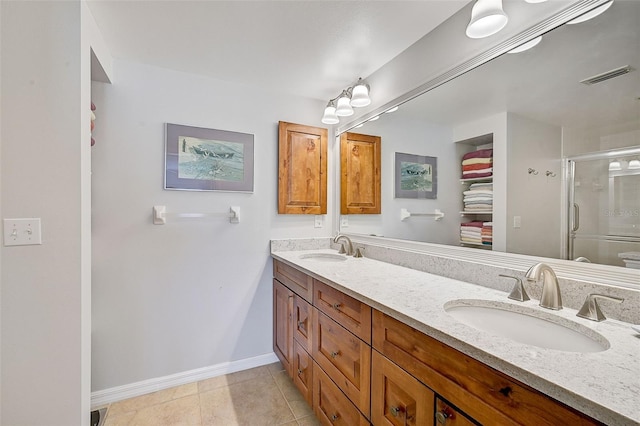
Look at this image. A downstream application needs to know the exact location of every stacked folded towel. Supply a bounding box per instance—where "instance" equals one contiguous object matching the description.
[481,222,493,246]
[460,221,483,244]
[462,148,493,179]
[463,182,493,212]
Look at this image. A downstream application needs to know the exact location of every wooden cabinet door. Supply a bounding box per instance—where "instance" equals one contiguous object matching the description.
[340,132,381,214]
[293,295,313,353]
[293,341,313,406]
[371,351,434,426]
[278,121,328,214]
[273,279,293,376]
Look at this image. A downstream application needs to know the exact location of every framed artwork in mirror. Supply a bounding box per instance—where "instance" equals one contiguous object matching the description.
[395,152,437,199]
[164,123,254,192]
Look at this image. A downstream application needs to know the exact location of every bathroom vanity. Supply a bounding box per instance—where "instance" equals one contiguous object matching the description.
[271,246,639,425]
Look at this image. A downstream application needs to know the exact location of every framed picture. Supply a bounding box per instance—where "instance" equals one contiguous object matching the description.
[164,123,254,192]
[395,152,437,199]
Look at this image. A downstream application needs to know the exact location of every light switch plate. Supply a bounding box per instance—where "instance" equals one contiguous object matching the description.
[340,216,349,227]
[513,216,522,229]
[314,215,323,228]
[4,218,42,246]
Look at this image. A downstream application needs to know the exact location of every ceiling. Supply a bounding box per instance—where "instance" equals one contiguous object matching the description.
[87,0,469,102]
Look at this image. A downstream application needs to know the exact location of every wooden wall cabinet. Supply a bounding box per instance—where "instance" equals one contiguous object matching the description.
[278,121,328,214]
[340,132,381,215]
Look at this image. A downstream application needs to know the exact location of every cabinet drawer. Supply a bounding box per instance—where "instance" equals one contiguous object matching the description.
[372,310,601,426]
[371,350,434,426]
[274,259,313,302]
[313,310,371,418]
[293,295,313,353]
[314,279,371,343]
[435,398,476,426]
[313,361,370,426]
[293,341,313,406]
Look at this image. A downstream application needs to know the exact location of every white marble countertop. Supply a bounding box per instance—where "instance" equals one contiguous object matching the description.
[272,249,640,426]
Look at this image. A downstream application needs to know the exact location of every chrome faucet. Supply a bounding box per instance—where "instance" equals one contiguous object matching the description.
[524,263,563,310]
[333,234,354,256]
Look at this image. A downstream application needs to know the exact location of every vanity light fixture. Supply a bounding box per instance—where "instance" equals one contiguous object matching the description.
[567,0,613,25]
[524,0,547,3]
[466,0,509,39]
[369,115,380,122]
[335,90,354,117]
[385,106,399,113]
[508,36,542,54]
[321,78,371,125]
[628,158,640,170]
[321,100,339,125]
[350,79,371,107]
[608,159,622,171]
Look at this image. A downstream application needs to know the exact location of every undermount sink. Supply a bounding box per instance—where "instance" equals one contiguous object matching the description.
[444,299,609,353]
[299,253,347,262]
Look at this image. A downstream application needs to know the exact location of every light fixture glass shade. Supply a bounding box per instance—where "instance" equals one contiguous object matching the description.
[466,0,509,39]
[321,102,339,125]
[350,80,371,107]
[385,106,399,113]
[567,0,613,25]
[609,160,622,171]
[524,0,547,3]
[628,159,640,170]
[368,115,380,122]
[336,92,354,116]
[508,36,542,54]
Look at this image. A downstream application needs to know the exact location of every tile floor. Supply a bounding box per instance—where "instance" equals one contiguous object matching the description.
[99,362,321,426]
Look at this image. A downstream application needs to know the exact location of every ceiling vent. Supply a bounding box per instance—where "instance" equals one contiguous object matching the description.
[580,65,635,85]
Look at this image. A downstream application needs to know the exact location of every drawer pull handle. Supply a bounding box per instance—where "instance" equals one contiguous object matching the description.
[332,303,342,311]
[390,406,403,417]
[330,351,340,359]
[435,411,450,424]
[297,368,303,375]
[330,413,340,422]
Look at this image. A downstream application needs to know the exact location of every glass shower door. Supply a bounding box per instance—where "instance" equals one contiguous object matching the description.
[568,152,640,268]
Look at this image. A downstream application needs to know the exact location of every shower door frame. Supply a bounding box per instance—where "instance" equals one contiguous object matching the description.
[565,145,640,262]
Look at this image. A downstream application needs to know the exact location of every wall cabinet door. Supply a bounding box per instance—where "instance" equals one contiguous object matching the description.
[371,351,434,426]
[273,279,293,376]
[278,121,328,214]
[340,132,381,214]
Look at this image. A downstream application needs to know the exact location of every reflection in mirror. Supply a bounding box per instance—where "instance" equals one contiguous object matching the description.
[340,0,639,269]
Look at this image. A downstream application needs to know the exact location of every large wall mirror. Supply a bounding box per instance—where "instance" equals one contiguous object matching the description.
[339,0,639,272]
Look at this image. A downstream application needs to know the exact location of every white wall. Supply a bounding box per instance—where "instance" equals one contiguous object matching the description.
[344,116,458,244]
[1,1,90,424]
[90,59,328,392]
[506,113,562,258]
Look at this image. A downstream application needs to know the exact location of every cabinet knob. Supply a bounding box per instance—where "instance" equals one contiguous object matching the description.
[333,303,342,311]
[435,410,450,425]
[297,368,303,375]
[297,320,305,328]
[330,351,340,359]
[390,406,403,417]
[330,413,340,422]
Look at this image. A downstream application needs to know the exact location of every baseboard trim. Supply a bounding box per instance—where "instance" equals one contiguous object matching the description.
[91,352,279,409]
